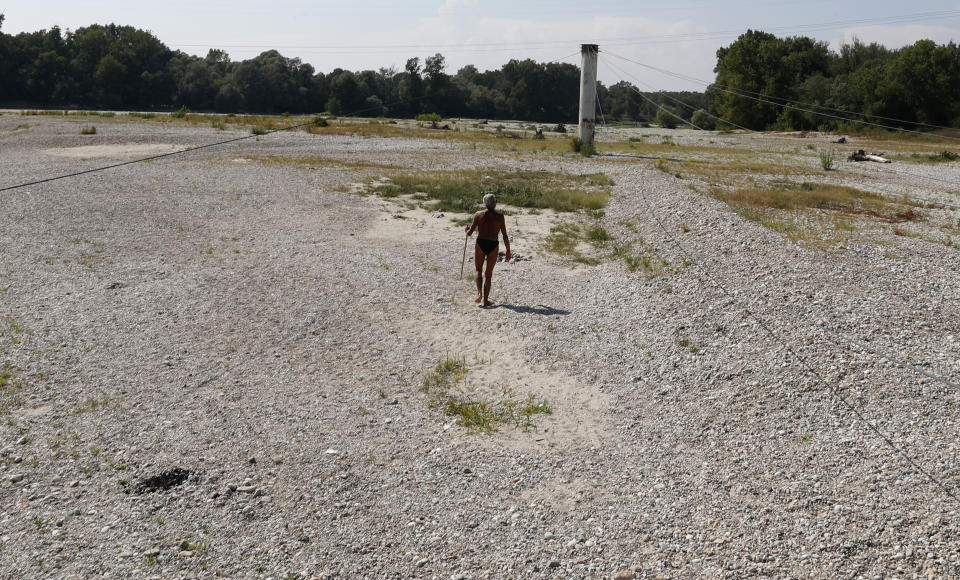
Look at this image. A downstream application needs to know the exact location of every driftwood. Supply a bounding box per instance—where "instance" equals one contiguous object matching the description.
[847,149,891,163]
[833,136,847,144]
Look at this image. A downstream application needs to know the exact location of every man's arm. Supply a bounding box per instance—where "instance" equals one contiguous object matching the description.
[464,213,478,236]
[500,216,511,261]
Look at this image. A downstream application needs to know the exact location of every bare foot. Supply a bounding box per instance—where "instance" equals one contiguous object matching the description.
[483,299,494,308]
[474,295,482,303]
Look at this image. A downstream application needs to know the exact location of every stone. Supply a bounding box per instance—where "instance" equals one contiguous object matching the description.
[68,480,79,488]
[549,560,561,569]
[179,550,194,558]
[615,571,635,580]
[10,474,23,483]
[237,485,257,493]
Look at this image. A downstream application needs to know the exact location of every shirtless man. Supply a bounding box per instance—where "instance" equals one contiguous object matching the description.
[465,194,511,307]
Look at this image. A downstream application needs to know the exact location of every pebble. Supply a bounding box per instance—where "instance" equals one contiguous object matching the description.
[10,474,23,483]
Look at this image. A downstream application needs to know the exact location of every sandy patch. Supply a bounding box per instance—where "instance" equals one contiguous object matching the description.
[365,196,563,256]
[43,143,186,159]
[405,319,612,453]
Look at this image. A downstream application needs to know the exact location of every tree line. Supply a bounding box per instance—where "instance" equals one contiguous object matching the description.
[713,30,960,131]
[1,15,957,131]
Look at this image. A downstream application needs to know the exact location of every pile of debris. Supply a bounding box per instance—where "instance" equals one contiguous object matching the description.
[847,149,891,163]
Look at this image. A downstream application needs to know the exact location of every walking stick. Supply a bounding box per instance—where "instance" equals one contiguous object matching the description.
[459,233,469,279]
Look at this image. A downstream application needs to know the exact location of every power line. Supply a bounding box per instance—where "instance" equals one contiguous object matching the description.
[631,175,960,507]
[601,56,960,390]
[168,9,960,52]
[0,96,429,194]
[604,51,960,142]
[603,52,960,193]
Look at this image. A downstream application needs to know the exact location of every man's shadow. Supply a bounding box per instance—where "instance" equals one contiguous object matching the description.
[491,303,570,316]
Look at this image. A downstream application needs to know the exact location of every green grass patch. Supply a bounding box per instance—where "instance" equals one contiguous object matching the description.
[370,169,610,213]
[421,357,552,434]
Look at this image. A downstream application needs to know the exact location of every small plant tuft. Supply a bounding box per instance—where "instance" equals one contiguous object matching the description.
[819,149,836,171]
[80,125,96,135]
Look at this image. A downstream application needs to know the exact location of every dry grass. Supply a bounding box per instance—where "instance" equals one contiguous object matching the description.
[710,182,927,222]
[236,155,397,171]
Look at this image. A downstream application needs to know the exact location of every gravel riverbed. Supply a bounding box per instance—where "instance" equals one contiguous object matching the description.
[0,116,958,579]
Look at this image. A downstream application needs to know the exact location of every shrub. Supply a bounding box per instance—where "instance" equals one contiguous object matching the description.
[571,137,596,157]
[655,107,679,129]
[416,113,442,128]
[171,105,189,119]
[80,126,97,135]
[312,116,329,127]
[251,126,267,135]
[690,109,716,131]
[553,122,567,133]
[819,150,835,171]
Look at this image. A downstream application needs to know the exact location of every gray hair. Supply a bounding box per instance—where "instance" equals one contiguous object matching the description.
[483,193,497,209]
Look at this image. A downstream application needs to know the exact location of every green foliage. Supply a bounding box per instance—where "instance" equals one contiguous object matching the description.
[416,113,442,123]
[819,149,835,171]
[570,137,596,157]
[250,126,267,135]
[79,125,96,135]
[370,169,609,213]
[171,105,189,118]
[690,109,716,130]
[655,107,680,129]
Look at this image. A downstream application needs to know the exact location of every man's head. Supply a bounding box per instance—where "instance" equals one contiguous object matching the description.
[483,193,497,209]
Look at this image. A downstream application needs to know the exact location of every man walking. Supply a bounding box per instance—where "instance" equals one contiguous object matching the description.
[465,194,511,308]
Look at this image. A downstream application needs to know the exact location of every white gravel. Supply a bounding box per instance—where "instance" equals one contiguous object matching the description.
[0,115,958,578]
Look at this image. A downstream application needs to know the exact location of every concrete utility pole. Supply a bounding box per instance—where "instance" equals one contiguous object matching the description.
[578,44,599,149]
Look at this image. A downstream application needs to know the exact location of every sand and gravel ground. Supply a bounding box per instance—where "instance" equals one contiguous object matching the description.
[0,115,959,579]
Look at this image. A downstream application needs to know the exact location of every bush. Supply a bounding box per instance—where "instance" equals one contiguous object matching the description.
[171,105,189,119]
[312,116,329,127]
[80,126,96,135]
[690,109,716,131]
[819,149,835,171]
[655,107,679,129]
[416,113,442,128]
[251,126,267,135]
[553,122,567,133]
[571,137,595,157]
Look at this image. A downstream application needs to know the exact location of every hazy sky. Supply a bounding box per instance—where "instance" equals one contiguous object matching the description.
[3,1,960,89]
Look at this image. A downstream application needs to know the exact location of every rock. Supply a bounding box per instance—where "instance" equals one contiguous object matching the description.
[237,485,257,493]
[68,480,79,488]
[549,560,561,568]
[248,457,256,464]
[615,571,635,580]
[16,436,28,445]
[145,548,160,557]
[325,449,339,455]
[10,474,23,483]
[179,550,194,558]
[179,540,190,550]
[273,455,283,465]
[228,484,238,491]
